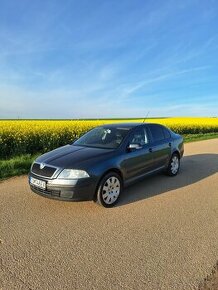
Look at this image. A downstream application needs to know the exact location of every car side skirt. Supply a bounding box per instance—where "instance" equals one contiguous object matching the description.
[124,165,166,187]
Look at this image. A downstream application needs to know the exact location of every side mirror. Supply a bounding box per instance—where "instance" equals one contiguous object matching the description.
[127,143,142,151]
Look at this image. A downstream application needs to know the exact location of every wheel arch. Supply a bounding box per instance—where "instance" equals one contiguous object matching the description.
[172,149,181,159]
[93,168,123,201]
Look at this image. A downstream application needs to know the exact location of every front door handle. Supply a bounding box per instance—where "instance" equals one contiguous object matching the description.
[149,148,153,153]
[169,142,171,147]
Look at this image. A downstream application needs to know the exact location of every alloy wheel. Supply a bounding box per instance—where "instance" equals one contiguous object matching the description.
[102,176,121,205]
[171,155,179,174]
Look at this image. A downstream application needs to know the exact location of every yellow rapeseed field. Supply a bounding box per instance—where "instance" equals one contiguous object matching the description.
[0,117,217,159]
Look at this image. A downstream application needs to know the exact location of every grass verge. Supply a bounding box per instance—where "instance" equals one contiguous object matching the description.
[0,154,40,180]
[184,132,218,143]
[0,134,217,181]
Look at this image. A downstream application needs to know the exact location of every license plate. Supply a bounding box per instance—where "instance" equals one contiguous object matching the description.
[30,177,46,190]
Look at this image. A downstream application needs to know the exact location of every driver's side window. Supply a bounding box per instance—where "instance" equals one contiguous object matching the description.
[129,127,148,146]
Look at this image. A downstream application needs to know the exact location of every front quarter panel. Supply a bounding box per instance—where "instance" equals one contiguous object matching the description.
[79,151,123,181]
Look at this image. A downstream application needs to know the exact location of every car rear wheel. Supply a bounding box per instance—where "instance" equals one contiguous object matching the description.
[96,172,122,207]
[167,153,180,176]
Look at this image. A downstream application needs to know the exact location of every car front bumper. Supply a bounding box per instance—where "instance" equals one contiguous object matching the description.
[29,173,97,201]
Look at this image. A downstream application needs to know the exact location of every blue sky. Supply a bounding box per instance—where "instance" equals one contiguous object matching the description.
[0,0,218,118]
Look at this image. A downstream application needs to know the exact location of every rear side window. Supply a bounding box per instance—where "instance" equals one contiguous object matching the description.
[162,127,171,139]
[148,124,165,142]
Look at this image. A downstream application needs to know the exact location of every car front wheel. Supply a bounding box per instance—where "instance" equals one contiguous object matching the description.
[96,172,122,207]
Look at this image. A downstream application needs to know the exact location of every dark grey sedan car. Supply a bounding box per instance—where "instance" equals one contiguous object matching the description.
[29,123,184,207]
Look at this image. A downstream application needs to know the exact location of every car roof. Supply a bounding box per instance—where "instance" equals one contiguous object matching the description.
[102,122,153,129]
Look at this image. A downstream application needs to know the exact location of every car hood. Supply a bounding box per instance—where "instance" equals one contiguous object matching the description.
[36,144,114,168]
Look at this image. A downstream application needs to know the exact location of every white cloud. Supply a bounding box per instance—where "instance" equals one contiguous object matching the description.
[0,83,217,119]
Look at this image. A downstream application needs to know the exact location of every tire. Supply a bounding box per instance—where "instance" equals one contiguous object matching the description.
[166,153,180,176]
[96,172,123,208]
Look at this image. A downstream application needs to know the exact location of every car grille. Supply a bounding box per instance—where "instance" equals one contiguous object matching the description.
[30,185,60,197]
[31,163,57,178]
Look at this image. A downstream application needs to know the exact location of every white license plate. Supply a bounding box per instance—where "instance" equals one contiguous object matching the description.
[30,177,46,189]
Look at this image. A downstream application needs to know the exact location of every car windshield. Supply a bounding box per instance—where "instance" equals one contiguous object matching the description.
[73,126,130,149]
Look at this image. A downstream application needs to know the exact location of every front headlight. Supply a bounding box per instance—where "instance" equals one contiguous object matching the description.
[57,169,90,179]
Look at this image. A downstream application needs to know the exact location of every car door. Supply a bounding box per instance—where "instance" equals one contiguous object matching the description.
[147,124,171,169]
[121,126,154,181]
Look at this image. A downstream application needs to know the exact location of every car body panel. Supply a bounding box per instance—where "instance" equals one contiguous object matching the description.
[36,145,115,169]
[148,141,171,169]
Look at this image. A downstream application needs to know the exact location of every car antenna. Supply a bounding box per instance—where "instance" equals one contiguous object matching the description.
[143,111,150,123]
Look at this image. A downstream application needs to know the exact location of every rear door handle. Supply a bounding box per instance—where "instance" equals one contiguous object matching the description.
[149,148,153,153]
[169,142,171,147]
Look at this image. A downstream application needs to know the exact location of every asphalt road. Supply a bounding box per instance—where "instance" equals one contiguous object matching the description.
[1,139,218,290]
